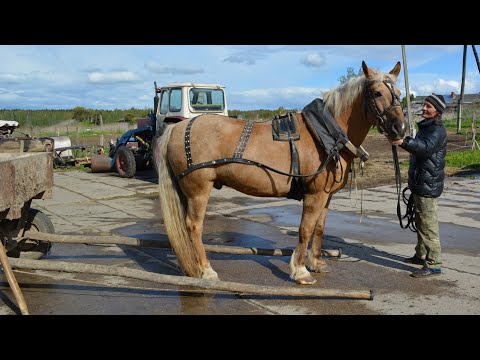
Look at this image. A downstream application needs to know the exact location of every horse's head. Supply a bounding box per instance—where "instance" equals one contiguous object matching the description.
[362,61,407,140]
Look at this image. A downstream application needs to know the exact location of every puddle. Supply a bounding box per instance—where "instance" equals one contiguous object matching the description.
[453,170,480,180]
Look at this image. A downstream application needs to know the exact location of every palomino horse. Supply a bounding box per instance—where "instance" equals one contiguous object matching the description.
[153,61,407,285]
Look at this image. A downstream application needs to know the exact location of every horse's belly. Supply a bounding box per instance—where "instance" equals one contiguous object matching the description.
[215,165,292,197]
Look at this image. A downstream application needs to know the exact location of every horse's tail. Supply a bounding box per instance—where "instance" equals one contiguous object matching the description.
[153,125,203,278]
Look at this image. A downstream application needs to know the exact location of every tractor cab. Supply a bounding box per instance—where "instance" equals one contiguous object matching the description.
[154,82,229,137]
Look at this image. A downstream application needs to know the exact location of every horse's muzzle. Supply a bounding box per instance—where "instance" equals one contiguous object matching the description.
[387,117,407,140]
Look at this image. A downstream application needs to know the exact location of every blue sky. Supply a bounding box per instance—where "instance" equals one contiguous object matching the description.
[1,45,479,111]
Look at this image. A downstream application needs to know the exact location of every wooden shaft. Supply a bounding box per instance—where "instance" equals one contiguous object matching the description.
[8,258,372,300]
[0,242,29,315]
[24,231,341,258]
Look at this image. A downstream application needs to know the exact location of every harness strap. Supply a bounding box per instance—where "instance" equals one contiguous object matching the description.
[233,121,254,158]
[286,113,304,200]
[184,116,198,168]
[176,152,337,182]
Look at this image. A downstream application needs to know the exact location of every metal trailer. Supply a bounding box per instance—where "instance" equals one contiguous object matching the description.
[0,134,55,314]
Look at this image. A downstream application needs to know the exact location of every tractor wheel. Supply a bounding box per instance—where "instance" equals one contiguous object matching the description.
[115,146,136,178]
[7,209,54,260]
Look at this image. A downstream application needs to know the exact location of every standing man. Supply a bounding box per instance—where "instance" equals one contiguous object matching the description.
[387,94,447,278]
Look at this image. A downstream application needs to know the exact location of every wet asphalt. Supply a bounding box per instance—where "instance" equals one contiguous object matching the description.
[1,169,479,315]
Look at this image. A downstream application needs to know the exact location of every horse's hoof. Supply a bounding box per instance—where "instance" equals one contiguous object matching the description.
[308,264,331,273]
[290,264,317,285]
[307,253,331,273]
[201,266,219,280]
[295,275,317,285]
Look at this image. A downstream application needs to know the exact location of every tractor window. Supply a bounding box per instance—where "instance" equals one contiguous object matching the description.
[189,88,225,111]
[159,90,168,114]
[169,89,182,112]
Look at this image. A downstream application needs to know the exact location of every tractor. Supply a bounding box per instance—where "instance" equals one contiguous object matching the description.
[93,81,229,178]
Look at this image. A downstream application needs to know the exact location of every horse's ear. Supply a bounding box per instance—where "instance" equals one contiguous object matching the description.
[362,61,377,79]
[389,61,401,78]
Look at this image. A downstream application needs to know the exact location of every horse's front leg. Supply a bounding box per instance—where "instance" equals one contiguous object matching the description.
[290,193,329,285]
[308,196,332,273]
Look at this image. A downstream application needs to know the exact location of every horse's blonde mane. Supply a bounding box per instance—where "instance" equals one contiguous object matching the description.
[323,70,397,119]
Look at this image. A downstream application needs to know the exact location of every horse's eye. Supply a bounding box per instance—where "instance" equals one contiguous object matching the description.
[374,91,382,97]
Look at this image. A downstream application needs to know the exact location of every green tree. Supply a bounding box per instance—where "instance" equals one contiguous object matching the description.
[72,106,92,122]
[338,67,363,84]
[401,94,415,108]
[124,113,135,123]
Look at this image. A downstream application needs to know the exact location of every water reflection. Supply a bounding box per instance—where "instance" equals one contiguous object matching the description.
[454,171,480,180]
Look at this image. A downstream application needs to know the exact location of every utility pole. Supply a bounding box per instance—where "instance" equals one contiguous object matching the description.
[472,45,480,75]
[401,45,415,137]
[457,45,467,134]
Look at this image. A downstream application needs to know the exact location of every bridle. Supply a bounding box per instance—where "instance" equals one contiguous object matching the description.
[364,79,402,135]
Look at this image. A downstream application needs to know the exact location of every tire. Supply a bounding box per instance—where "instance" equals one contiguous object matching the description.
[115,146,136,178]
[7,209,54,260]
[134,150,150,171]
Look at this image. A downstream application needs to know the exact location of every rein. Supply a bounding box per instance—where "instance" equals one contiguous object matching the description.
[392,145,417,232]
[365,79,414,231]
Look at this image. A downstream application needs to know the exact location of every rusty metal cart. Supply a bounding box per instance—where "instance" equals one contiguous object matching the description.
[0,131,55,314]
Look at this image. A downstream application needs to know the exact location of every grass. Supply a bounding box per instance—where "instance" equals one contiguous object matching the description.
[37,129,124,138]
[399,149,480,174]
[395,110,480,174]
[446,149,480,170]
[443,118,479,133]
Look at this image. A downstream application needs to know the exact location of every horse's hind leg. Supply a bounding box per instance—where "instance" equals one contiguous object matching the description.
[290,193,329,285]
[308,196,332,273]
[183,181,218,280]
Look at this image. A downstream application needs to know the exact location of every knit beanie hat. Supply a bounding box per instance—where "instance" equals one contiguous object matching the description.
[425,94,446,113]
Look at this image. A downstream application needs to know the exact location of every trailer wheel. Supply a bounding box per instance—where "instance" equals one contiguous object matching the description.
[115,146,136,178]
[8,209,54,260]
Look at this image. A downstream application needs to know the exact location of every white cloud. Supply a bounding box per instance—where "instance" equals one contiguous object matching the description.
[0,74,25,83]
[231,87,326,110]
[0,93,21,101]
[0,88,24,94]
[437,79,461,92]
[223,55,256,65]
[145,62,203,74]
[300,53,326,68]
[223,45,285,65]
[412,78,464,97]
[93,100,117,108]
[88,71,139,84]
[234,87,323,98]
